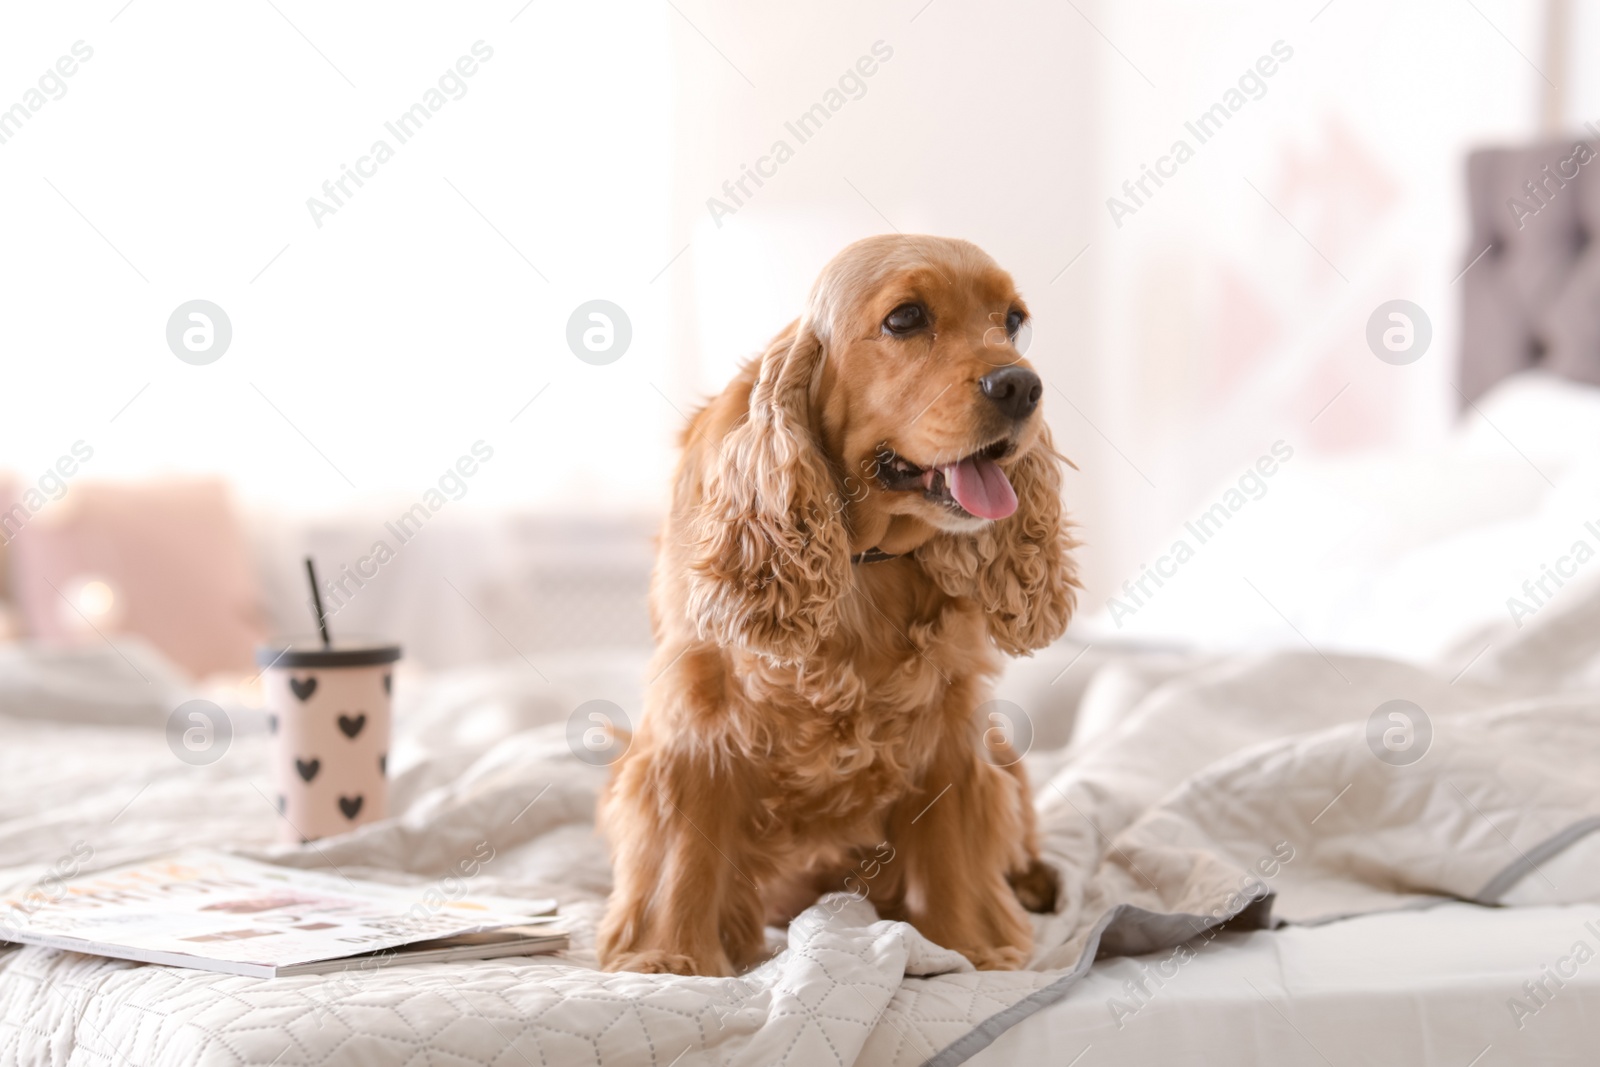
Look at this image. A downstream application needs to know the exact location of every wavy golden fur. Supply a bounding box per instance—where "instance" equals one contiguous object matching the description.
[598,234,1078,975]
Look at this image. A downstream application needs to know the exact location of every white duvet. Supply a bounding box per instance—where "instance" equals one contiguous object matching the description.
[2,375,1599,1067]
[2,581,1597,1066]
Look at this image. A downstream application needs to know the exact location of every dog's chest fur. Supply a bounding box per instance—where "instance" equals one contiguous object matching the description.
[729,572,997,828]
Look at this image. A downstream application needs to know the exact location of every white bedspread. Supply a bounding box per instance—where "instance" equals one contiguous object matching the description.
[970,901,1600,1065]
[2,564,1598,1066]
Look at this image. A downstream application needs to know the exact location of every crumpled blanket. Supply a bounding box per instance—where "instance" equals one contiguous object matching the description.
[2,576,1597,1066]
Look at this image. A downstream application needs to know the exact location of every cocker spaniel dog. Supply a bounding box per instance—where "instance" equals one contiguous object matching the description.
[599,234,1077,976]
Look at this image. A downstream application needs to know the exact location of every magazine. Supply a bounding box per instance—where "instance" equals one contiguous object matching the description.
[0,851,566,978]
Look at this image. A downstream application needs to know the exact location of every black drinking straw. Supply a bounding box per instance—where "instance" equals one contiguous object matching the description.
[305,556,333,649]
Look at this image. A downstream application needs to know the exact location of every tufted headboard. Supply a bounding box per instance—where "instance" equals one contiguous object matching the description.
[1460,138,1600,402]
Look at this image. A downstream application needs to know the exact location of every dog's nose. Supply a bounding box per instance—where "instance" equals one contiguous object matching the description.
[978,366,1042,421]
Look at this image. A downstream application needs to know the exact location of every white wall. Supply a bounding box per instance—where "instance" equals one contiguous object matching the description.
[4,0,1597,615]
[0,0,675,518]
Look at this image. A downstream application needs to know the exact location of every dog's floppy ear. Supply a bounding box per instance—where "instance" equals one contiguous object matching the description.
[916,425,1079,655]
[685,319,851,663]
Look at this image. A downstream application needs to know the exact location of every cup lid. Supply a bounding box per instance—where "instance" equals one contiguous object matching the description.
[255,639,402,668]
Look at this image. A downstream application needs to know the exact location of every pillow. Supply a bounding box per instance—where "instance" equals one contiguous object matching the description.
[1457,370,1600,469]
[7,478,266,677]
[0,638,191,726]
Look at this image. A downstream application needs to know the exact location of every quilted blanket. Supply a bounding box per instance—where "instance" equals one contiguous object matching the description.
[1,572,1598,1066]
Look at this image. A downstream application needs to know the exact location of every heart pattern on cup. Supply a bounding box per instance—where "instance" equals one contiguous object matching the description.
[271,664,390,842]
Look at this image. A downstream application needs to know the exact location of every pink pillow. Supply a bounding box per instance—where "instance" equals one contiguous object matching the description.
[7,478,265,677]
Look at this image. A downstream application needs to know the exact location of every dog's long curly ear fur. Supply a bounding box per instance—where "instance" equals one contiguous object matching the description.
[686,321,852,663]
[915,426,1079,655]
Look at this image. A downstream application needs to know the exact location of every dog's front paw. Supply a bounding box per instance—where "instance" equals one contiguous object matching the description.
[959,942,1029,971]
[1008,857,1060,913]
[604,948,729,977]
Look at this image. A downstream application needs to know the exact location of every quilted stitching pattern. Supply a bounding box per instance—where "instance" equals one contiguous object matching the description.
[0,899,1052,1067]
[6,646,1599,1067]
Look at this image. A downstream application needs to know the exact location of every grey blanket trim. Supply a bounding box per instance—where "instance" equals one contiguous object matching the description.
[1288,893,1453,928]
[920,893,1277,1067]
[1474,814,1600,904]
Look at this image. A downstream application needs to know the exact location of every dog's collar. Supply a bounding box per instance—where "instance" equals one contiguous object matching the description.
[850,547,904,565]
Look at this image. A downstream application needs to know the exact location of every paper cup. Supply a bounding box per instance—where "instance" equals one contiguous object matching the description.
[256,641,401,844]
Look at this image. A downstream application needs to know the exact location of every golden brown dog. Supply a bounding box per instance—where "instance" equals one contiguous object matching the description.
[598,234,1078,976]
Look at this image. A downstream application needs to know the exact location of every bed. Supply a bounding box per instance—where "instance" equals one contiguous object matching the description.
[4,148,1600,1067]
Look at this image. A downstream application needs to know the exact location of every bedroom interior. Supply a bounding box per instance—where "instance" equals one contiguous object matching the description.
[2,0,1599,1064]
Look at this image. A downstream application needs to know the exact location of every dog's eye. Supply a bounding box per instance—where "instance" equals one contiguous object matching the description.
[883,303,928,336]
[1006,309,1032,355]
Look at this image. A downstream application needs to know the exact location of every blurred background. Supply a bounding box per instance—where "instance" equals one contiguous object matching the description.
[1,0,1597,679]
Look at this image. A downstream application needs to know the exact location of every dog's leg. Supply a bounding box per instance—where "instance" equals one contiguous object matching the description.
[884,734,1035,970]
[993,749,1060,913]
[597,744,764,976]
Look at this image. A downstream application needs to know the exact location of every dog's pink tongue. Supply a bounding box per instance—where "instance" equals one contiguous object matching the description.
[944,455,1018,520]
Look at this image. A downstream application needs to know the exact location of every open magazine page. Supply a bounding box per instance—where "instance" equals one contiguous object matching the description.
[0,851,558,976]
